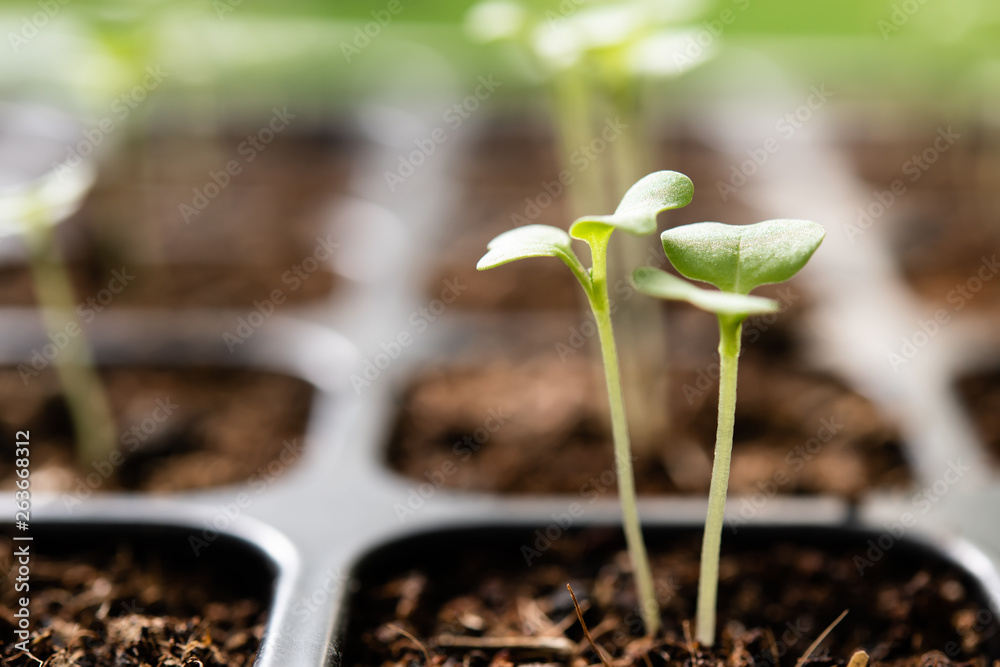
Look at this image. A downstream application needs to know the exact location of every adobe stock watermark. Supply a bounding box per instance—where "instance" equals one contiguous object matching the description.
[716,85,833,202]
[179,106,296,224]
[189,438,304,555]
[17,268,135,385]
[393,407,510,524]
[680,287,800,404]
[844,126,960,244]
[213,0,244,19]
[509,116,628,227]
[886,255,999,371]
[521,451,639,566]
[672,0,752,70]
[59,397,179,512]
[946,604,1000,659]
[7,0,72,53]
[384,76,501,192]
[728,415,844,532]
[223,235,339,352]
[592,576,682,654]
[262,569,355,665]
[51,66,169,180]
[877,0,930,40]
[750,617,813,666]
[554,244,667,362]
[542,0,586,26]
[350,277,467,394]
[853,458,970,576]
[340,0,413,62]
[283,567,350,629]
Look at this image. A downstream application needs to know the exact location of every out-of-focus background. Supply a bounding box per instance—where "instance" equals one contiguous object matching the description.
[1,0,1000,493]
[1,0,996,308]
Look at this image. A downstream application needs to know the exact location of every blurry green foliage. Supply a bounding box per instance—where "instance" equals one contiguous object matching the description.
[1,0,996,112]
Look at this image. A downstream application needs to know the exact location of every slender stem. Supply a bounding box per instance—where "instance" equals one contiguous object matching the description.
[23,202,116,469]
[608,80,643,197]
[586,231,659,637]
[606,81,668,456]
[695,314,743,647]
[552,68,606,218]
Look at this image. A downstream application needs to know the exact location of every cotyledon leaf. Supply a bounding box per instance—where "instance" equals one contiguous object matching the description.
[631,267,779,316]
[476,223,582,271]
[569,170,693,241]
[660,219,825,294]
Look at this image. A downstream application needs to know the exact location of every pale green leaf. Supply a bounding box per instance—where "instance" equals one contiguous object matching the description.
[477,224,578,270]
[660,219,825,294]
[631,268,779,316]
[569,170,693,241]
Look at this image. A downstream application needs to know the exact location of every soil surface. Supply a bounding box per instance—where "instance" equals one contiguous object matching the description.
[0,130,352,308]
[429,118,763,312]
[387,316,911,499]
[0,366,313,494]
[0,528,268,666]
[846,124,1000,311]
[344,527,1000,666]
[956,368,1000,465]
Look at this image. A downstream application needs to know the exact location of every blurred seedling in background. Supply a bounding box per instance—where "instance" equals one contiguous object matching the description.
[632,218,825,646]
[466,0,715,456]
[477,170,694,636]
[0,104,116,470]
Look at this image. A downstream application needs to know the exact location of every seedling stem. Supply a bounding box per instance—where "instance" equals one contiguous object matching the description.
[477,170,694,636]
[23,194,116,469]
[695,313,741,645]
[632,218,825,646]
[587,229,659,636]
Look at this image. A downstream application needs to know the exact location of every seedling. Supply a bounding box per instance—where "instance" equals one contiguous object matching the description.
[0,159,117,469]
[631,219,825,646]
[477,169,693,635]
[466,0,715,455]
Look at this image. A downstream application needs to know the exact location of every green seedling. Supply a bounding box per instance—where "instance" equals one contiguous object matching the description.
[466,0,715,459]
[465,0,711,212]
[631,219,825,646]
[478,170,693,636]
[0,162,117,469]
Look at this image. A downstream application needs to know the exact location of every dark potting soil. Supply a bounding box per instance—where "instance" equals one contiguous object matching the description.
[427,118,764,312]
[0,366,313,494]
[387,324,911,499]
[343,527,1000,667]
[846,124,1000,311]
[0,130,351,308]
[0,262,338,310]
[0,526,270,666]
[955,368,1000,466]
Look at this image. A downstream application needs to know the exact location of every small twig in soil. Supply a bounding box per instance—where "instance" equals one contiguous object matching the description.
[794,610,849,667]
[729,628,757,667]
[765,628,780,667]
[435,635,576,655]
[388,623,432,664]
[682,620,695,654]
[585,616,620,642]
[846,650,869,667]
[567,584,612,667]
[9,650,43,666]
[395,572,427,619]
[545,596,588,636]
